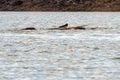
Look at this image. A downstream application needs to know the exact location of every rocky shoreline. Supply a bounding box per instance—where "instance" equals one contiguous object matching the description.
[0,0,120,11]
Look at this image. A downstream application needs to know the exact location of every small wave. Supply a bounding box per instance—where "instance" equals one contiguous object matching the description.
[0,33,77,39]
[0,33,120,41]
[90,33,120,41]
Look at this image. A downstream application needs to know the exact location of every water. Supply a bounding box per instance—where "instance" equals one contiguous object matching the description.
[0,12,120,80]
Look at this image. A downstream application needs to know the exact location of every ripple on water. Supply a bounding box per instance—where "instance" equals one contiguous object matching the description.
[0,29,120,80]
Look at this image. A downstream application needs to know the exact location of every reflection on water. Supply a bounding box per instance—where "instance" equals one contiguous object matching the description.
[0,12,120,80]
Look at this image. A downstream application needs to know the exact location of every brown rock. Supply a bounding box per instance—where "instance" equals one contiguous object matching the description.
[11,0,23,6]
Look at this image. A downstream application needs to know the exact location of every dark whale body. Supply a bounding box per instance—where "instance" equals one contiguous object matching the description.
[21,27,36,30]
[59,23,68,28]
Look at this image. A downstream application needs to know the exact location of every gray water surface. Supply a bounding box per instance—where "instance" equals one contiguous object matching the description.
[0,12,120,80]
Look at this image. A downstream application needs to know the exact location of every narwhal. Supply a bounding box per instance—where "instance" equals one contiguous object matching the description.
[48,23,86,30]
[21,27,36,30]
[21,23,87,30]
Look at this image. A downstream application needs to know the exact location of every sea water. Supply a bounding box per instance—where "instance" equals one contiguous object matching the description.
[0,12,120,80]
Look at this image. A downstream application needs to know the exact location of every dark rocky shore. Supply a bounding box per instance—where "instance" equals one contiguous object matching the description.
[0,0,120,11]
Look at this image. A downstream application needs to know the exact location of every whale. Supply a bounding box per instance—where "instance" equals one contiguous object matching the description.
[21,24,87,30]
[59,23,68,29]
[48,24,86,30]
[21,27,36,30]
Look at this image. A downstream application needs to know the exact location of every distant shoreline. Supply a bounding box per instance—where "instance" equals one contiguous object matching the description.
[0,0,120,11]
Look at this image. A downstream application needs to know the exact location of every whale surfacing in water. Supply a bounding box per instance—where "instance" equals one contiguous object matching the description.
[66,25,86,30]
[52,24,86,30]
[21,24,87,31]
[48,24,86,30]
[48,23,69,30]
[59,23,68,29]
[21,27,36,30]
